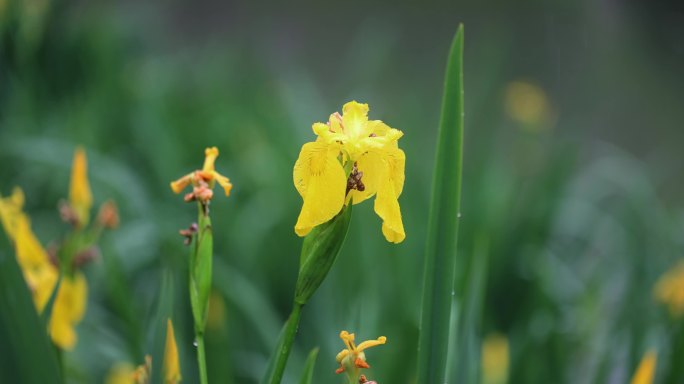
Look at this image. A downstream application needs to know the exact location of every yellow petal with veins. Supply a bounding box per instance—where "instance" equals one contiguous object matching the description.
[293,142,346,236]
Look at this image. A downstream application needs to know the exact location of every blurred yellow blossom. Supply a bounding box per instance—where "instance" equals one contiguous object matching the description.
[293,101,405,243]
[170,147,232,202]
[69,147,93,227]
[504,81,554,132]
[481,333,509,384]
[654,261,684,316]
[105,362,136,384]
[0,187,88,350]
[335,330,386,379]
[631,350,656,384]
[163,318,182,384]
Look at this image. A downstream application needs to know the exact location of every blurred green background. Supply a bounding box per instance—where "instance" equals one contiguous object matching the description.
[1,0,683,382]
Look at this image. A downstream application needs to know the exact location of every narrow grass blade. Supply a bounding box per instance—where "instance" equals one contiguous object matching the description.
[0,235,62,383]
[417,24,465,383]
[298,348,319,384]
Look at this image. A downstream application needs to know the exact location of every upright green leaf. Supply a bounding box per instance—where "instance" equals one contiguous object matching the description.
[0,234,62,383]
[298,348,319,384]
[417,24,465,383]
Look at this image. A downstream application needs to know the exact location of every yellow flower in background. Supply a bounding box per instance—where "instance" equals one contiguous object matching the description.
[481,333,509,384]
[0,187,88,350]
[293,101,405,243]
[504,81,554,132]
[49,272,87,350]
[170,147,233,201]
[69,147,93,226]
[163,318,182,384]
[631,350,656,384]
[654,261,684,316]
[335,330,386,375]
[105,362,136,384]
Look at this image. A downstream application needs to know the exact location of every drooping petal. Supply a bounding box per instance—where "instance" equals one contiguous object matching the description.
[163,318,182,383]
[293,142,346,236]
[348,151,382,205]
[374,148,406,243]
[170,173,194,194]
[49,272,87,350]
[69,147,93,225]
[213,172,233,196]
[342,101,371,139]
[356,336,387,352]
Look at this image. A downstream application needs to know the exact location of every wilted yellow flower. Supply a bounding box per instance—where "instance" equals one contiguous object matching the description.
[69,147,93,226]
[163,318,182,383]
[631,350,656,384]
[293,101,405,243]
[170,147,233,202]
[335,330,386,377]
[654,261,684,316]
[481,333,509,384]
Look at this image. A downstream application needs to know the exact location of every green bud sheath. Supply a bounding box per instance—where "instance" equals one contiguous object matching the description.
[191,206,213,333]
[294,203,352,305]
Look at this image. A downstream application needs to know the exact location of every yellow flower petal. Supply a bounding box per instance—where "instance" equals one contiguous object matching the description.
[49,272,88,350]
[69,147,93,225]
[203,147,219,172]
[0,187,26,241]
[356,336,386,352]
[342,101,371,139]
[631,350,656,384]
[335,349,350,363]
[163,318,181,383]
[213,172,233,196]
[348,151,382,205]
[374,148,405,243]
[170,173,194,194]
[293,142,346,236]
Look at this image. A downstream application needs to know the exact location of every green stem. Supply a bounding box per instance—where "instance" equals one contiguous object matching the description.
[269,301,303,384]
[196,331,209,384]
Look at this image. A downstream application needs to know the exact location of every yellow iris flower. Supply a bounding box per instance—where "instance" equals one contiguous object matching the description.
[170,147,233,199]
[335,330,386,375]
[654,261,684,316]
[69,147,93,227]
[0,187,87,350]
[293,101,406,243]
[481,333,509,384]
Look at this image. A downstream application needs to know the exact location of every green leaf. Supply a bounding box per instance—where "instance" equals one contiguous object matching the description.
[40,274,62,327]
[191,208,213,332]
[298,348,319,384]
[0,234,62,383]
[417,24,465,383]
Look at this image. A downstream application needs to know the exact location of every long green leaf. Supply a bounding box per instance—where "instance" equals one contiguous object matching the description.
[0,234,62,383]
[150,269,175,384]
[417,24,465,383]
[298,348,319,384]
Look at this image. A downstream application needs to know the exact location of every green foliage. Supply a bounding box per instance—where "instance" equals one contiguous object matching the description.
[0,235,62,383]
[417,24,465,383]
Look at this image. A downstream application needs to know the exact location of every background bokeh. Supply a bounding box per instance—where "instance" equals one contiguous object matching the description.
[1,0,683,382]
